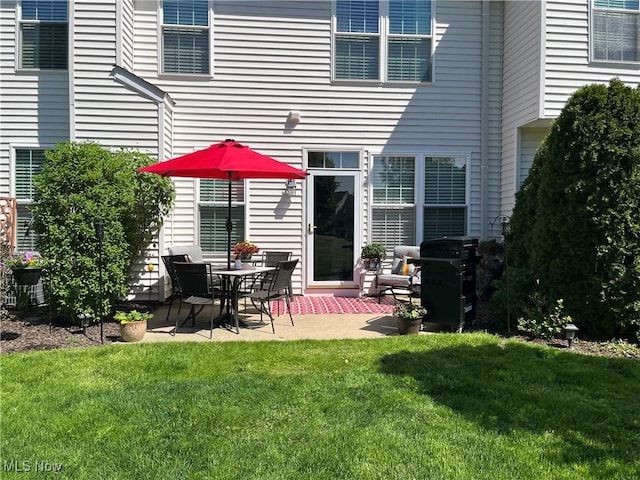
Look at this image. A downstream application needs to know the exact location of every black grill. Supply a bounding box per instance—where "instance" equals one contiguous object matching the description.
[417,236,478,332]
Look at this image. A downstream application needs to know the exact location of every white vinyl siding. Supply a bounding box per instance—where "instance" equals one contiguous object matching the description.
[199,179,245,253]
[161,0,210,74]
[592,0,639,63]
[334,0,432,82]
[19,0,68,70]
[518,127,548,189]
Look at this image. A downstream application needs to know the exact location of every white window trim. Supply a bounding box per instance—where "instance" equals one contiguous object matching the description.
[367,151,471,245]
[157,0,214,78]
[331,0,436,84]
[197,178,246,253]
[15,0,69,72]
[589,0,640,65]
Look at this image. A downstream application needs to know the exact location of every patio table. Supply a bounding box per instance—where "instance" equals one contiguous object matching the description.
[209,265,275,333]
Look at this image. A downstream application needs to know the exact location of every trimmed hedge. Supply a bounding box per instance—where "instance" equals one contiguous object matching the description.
[498,79,640,338]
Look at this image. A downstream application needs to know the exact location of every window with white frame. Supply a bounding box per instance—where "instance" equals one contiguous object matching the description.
[199,179,245,253]
[14,149,45,252]
[423,156,467,239]
[592,0,639,63]
[19,0,68,69]
[162,0,210,74]
[334,0,433,82]
[370,154,468,247]
[371,156,416,249]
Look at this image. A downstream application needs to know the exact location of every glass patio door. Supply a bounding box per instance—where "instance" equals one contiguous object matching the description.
[306,171,360,288]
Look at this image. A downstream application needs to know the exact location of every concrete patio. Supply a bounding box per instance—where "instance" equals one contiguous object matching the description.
[143,302,409,343]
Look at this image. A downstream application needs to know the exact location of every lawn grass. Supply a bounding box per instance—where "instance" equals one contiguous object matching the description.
[1,333,639,479]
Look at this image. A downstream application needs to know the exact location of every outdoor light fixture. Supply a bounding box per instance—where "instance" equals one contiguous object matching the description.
[288,110,301,123]
[563,323,579,348]
[77,313,92,333]
[501,216,510,237]
[285,179,297,195]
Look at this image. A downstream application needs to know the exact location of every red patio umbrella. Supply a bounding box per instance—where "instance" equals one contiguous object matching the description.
[138,139,308,269]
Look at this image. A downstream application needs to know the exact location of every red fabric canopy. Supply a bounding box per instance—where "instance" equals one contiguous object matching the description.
[138,139,308,180]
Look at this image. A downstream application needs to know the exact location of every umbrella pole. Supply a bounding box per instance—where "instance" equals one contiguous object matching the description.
[226,174,232,270]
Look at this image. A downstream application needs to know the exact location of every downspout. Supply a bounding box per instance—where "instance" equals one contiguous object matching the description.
[68,0,76,140]
[479,0,490,240]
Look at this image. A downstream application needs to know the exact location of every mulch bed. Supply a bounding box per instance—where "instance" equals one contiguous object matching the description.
[1,302,639,359]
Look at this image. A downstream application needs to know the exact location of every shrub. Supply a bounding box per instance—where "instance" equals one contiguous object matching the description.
[500,79,640,338]
[30,141,174,321]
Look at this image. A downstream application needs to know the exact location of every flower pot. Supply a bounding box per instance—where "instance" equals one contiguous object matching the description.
[363,259,380,271]
[119,319,147,342]
[395,316,422,335]
[234,259,243,270]
[12,267,43,286]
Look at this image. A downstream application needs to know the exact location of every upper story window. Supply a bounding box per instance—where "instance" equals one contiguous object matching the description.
[334,0,433,83]
[162,0,210,74]
[592,0,639,63]
[19,0,68,69]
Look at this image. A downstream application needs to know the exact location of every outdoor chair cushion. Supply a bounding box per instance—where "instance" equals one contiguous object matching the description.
[376,246,421,302]
[168,245,203,263]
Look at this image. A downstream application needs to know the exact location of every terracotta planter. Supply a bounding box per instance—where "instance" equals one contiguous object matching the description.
[119,320,147,342]
[11,267,43,286]
[395,316,422,335]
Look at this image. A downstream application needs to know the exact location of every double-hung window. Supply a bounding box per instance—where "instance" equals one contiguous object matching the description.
[423,156,467,239]
[592,0,639,63]
[334,0,433,82]
[371,156,416,249]
[162,0,210,74]
[19,0,68,69]
[14,149,45,252]
[199,180,245,253]
[370,154,468,247]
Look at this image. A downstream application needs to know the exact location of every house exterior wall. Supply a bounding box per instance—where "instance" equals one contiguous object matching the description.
[7,1,636,298]
[501,0,640,214]
[500,0,543,214]
[0,3,70,196]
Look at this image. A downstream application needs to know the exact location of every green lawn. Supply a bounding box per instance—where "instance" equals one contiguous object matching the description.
[1,333,639,479]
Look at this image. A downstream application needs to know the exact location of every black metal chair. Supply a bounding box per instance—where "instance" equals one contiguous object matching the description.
[245,259,298,333]
[247,251,293,309]
[161,254,189,322]
[172,262,220,339]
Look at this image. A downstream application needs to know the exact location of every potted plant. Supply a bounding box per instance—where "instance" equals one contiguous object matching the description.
[115,309,153,342]
[5,251,45,285]
[393,302,427,335]
[360,243,386,271]
[233,240,260,261]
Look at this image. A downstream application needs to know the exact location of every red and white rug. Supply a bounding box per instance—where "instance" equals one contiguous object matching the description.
[270,295,394,315]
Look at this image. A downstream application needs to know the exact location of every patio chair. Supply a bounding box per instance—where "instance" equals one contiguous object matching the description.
[244,259,298,333]
[161,254,189,323]
[172,262,221,339]
[244,251,293,310]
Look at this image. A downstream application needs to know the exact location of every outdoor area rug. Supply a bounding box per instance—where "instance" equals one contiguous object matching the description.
[270,295,395,316]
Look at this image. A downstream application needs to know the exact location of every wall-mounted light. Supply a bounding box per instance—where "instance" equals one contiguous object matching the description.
[285,179,297,195]
[288,110,301,124]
